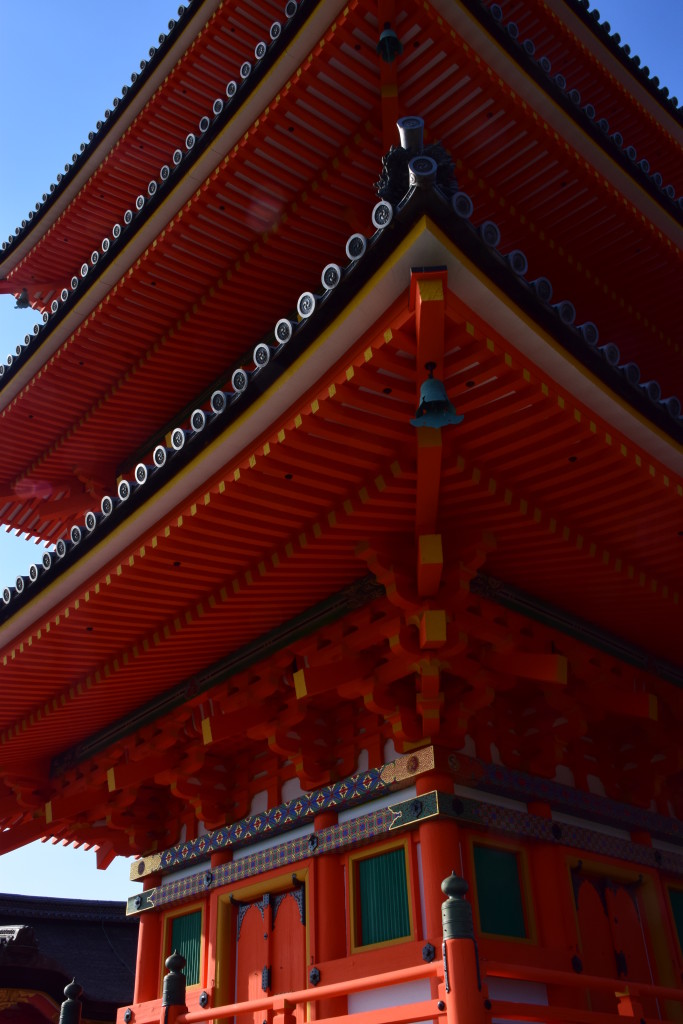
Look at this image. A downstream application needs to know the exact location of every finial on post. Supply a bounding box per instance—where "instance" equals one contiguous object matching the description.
[441,871,475,940]
[59,979,83,1024]
[162,950,187,1009]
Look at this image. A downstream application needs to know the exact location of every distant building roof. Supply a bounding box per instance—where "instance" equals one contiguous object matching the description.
[0,893,138,1020]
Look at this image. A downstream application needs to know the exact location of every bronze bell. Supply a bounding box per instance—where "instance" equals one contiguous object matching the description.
[411,363,464,429]
[376,22,403,63]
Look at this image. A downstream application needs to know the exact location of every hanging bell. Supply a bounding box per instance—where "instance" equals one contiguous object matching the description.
[411,363,464,429]
[376,22,403,63]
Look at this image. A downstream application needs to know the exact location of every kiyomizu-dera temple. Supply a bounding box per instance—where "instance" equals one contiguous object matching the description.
[0,1,682,1023]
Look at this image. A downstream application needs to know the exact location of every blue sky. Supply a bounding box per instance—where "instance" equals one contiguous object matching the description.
[0,1,681,902]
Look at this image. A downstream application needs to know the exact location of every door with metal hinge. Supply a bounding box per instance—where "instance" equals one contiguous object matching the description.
[233,881,306,1024]
[572,867,659,1018]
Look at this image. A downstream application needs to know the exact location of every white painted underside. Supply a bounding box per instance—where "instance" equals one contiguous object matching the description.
[338,785,417,824]
[347,978,431,1022]
[489,977,549,1024]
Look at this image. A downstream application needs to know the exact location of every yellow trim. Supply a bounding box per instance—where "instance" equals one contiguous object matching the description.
[348,837,415,954]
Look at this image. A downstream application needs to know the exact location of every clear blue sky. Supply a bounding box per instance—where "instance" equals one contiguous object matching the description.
[0,1,681,902]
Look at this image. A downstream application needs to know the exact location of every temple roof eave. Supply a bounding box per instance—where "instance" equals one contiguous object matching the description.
[432,0,683,236]
[0,0,222,278]
[0,213,680,697]
[1,184,682,620]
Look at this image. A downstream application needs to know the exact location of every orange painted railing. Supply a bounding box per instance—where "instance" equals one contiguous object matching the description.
[165,960,683,1024]
[121,954,683,1024]
[178,961,444,1024]
[484,961,683,1004]
[158,961,683,1024]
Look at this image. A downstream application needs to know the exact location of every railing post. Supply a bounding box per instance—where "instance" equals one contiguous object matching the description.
[161,950,187,1024]
[617,991,645,1019]
[59,980,82,1024]
[441,873,487,1024]
[273,996,296,1024]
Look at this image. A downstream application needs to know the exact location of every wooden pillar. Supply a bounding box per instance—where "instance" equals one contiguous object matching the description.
[526,803,582,1009]
[206,848,233,994]
[416,771,459,942]
[134,873,163,1003]
[312,810,347,1019]
[273,997,296,1024]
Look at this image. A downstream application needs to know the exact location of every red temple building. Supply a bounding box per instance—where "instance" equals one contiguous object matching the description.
[0,1,682,1022]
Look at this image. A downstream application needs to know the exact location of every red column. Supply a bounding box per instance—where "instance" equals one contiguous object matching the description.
[526,802,581,1010]
[312,810,347,1019]
[134,872,163,1003]
[416,771,460,943]
[206,847,233,993]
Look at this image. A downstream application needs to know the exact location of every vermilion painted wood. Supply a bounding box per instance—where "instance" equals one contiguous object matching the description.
[1,0,679,524]
[235,899,270,1024]
[575,878,621,1013]
[234,892,305,1024]
[271,892,306,1024]
[604,884,658,1019]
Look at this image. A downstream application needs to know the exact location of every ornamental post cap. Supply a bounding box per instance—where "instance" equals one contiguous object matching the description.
[63,979,83,1000]
[165,949,187,972]
[441,872,474,940]
[441,871,469,899]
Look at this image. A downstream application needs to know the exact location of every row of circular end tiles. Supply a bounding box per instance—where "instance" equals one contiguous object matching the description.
[0,0,299,251]
[0,2,303,385]
[0,0,303,384]
[484,2,682,204]
[3,182,681,607]
[8,0,673,378]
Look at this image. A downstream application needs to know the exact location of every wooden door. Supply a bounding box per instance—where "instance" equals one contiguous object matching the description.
[235,894,271,1024]
[573,869,659,1017]
[234,885,306,1024]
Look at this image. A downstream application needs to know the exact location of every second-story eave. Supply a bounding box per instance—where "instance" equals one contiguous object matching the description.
[0,208,680,663]
[0,0,681,555]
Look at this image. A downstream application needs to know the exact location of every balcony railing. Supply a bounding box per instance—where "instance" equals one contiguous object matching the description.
[99,875,682,1024]
[121,956,683,1024]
